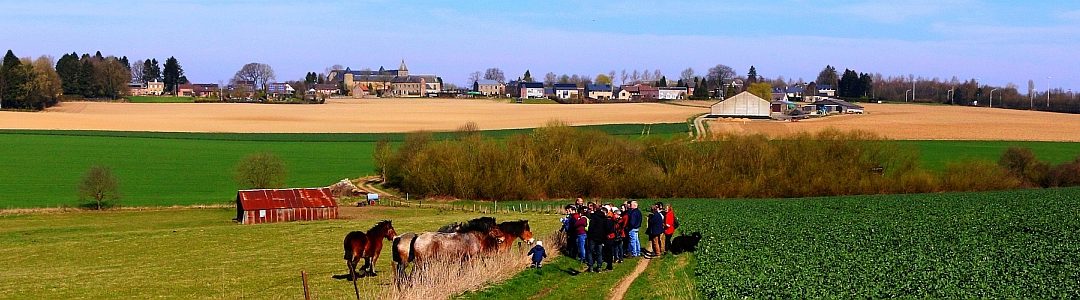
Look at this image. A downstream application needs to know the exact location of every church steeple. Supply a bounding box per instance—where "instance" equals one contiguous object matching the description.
[398,59,408,76]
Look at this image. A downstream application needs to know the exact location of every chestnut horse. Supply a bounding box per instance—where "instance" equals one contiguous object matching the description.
[391,217,505,282]
[343,220,397,279]
[495,220,535,252]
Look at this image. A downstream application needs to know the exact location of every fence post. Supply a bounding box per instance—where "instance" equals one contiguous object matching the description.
[301,271,312,300]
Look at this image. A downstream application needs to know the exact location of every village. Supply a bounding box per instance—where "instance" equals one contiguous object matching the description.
[123,59,866,120]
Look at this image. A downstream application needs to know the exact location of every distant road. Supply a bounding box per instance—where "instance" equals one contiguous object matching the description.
[0,98,707,133]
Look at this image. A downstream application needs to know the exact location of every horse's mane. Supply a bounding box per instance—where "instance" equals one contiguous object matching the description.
[367,220,392,234]
[497,220,530,235]
[438,217,496,233]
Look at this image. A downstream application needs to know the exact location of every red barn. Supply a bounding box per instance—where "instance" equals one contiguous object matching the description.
[235,188,339,224]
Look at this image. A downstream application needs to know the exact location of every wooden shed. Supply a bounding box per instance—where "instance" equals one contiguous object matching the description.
[235,188,338,224]
[710,91,772,118]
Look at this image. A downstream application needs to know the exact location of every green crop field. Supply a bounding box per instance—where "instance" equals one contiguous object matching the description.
[0,206,561,299]
[908,140,1080,171]
[0,124,689,208]
[676,187,1080,298]
[126,96,196,103]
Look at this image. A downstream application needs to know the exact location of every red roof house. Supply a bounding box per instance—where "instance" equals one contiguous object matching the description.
[235,188,338,224]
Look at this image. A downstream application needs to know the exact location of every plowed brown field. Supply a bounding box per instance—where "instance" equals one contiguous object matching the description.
[706,103,1080,142]
[0,98,706,133]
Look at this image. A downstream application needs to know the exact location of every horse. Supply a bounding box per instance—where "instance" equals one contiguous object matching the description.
[392,217,505,283]
[343,220,397,280]
[495,220,535,252]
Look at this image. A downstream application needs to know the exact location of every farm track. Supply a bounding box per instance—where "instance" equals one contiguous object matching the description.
[609,257,651,300]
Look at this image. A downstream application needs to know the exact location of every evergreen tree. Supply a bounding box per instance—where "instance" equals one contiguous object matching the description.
[692,77,709,98]
[746,66,758,84]
[142,59,161,82]
[522,70,533,82]
[816,65,838,88]
[162,56,184,94]
[838,69,860,98]
[118,56,130,71]
[79,56,96,97]
[658,76,667,87]
[2,50,26,107]
[676,79,685,87]
[55,53,82,95]
[858,73,873,98]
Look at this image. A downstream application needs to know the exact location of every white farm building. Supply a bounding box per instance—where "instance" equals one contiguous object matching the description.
[710,91,772,118]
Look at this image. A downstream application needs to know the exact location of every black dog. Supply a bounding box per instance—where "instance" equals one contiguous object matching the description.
[668,232,702,254]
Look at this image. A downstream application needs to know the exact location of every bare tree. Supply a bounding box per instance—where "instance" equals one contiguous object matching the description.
[631,70,640,83]
[619,69,628,86]
[707,64,735,85]
[680,68,695,83]
[641,69,652,82]
[468,71,482,83]
[653,69,663,82]
[607,70,616,85]
[78,165,120,210]
[233,63,275,90]
[483,68,505,83]
[544,72,558,86]
[235,152,287,189]
[130,59,145,83]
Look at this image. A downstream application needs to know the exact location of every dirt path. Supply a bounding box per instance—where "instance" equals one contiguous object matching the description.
[608,258,651,300]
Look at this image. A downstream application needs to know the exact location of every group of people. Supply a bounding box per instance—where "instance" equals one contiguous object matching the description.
[559,198,678,272]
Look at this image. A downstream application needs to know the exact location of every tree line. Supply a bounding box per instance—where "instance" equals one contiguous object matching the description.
[374,124,1080,201]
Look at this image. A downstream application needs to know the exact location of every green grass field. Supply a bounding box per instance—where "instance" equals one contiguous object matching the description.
[908,140,1080,171]
[126,96,196,103]
[0,206,561,299]
[0,124,689,208]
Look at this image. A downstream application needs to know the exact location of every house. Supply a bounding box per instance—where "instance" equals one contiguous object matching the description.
[586,84,613,100]
[816,84,836,97]
[473,80,505,96]
[235,188,338,224]
[390,76,426,97]
[184,84,220,98]
[811,98,864,114]
[617,85,638,100]
[518,82,544,99]
[312,83,339,97]
[553,83,579,100]
[770,100,797,114]
[176,84,195,97]
[710,91,772,118]
[128,82,148,96]
[267,82,295,98]
[146,81,164,95]
[658,87,688,100]
[637,85,659,101]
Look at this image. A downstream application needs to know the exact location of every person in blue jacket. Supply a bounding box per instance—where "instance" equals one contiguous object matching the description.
[625,200,643,257]
[527,240,547,268]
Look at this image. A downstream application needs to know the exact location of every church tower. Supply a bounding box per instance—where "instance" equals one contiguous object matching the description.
[398,59,408,76]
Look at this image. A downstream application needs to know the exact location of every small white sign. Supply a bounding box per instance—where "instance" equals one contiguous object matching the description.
[259,210,266,218]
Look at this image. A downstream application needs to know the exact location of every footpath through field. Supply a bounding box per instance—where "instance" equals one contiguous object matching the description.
[609,257,650,300]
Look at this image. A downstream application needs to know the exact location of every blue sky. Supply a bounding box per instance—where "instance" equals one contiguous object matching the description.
[2,0,1078,90]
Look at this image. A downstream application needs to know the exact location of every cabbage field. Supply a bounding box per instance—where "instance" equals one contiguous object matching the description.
[675,187,1080,298]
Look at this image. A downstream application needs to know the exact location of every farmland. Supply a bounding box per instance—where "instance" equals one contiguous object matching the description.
[0,206,563,299]
[0,124,688,208]
[676,187,1080,298]
[126,96,196,103]
[2,127,1078,208]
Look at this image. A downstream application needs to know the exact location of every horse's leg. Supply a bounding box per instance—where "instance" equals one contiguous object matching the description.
[369,253,380,277]
[361,257,372,277]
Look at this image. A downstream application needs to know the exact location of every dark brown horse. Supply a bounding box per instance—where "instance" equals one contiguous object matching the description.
[495,220,535,252]
[391,217,505,281]
[343,220,397,279]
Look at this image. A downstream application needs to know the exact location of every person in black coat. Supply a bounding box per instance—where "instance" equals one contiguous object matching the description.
[646,204,665,257]
[527,240,547,268]
[586,207,613,272]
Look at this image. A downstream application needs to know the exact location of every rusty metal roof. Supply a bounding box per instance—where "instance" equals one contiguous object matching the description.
[236,188,337,211]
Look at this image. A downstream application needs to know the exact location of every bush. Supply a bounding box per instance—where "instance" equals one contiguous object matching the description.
[234,152,287,189]
[78,165,120,210]
[941,160,1020,191]
[998,147,1049,187]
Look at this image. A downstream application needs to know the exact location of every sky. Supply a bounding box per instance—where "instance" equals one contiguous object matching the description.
[2,0,1078,90]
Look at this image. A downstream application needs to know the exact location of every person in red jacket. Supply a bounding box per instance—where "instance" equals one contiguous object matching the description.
[663,203,677,254]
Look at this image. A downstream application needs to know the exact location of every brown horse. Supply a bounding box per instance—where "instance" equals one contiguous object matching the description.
[343,220,397,279]
[392,217,505,281]
[495,220,535,252]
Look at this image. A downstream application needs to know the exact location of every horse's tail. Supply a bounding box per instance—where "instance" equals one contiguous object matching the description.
[391,235,403,264]
[343,234,352,261]
[407,234,419,263]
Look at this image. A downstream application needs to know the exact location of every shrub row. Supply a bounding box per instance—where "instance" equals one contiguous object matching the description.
[376,123,1075,200]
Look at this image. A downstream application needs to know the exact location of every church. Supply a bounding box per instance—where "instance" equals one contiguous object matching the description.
[327,60,441,97]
